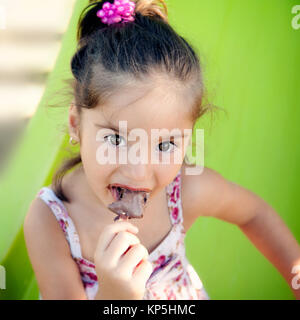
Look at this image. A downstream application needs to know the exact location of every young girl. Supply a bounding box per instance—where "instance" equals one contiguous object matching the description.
[24,0,300,300]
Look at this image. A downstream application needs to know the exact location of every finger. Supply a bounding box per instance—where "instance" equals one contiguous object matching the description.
[105,231,141,266]
[94,221,139,257]
[132,260,154,284]
[104,221,139,252]
[117,244,149,278]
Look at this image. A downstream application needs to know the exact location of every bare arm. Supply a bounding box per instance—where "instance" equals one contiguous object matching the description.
[239,205,300,300]
[183,164,300,299]
[24,198,88,300]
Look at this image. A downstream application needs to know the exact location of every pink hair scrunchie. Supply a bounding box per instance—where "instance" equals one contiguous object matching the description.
[97,0,136,25]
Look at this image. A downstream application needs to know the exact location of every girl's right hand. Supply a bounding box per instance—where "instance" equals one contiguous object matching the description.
[93,220,153,300]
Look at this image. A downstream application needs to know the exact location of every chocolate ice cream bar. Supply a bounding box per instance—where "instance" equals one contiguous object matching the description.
[108,186,150,221]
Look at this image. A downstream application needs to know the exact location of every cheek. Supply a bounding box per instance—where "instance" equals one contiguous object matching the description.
[155,165,182,188]
[80,139,97,172]
[82,160,113,203]
[80,129,115,169]
[81,147,114,186]
[80,137,113,186]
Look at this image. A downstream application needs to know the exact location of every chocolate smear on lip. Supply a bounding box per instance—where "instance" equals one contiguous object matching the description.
[108,186,150,222]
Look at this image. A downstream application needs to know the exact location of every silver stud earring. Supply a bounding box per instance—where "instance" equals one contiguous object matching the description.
[69,137,79,145]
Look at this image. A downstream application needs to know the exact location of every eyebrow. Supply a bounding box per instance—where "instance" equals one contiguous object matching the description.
[95,123,121,132]
[94,123,189,139]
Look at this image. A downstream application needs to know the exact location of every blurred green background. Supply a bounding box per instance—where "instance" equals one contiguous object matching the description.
[0,0,299,299]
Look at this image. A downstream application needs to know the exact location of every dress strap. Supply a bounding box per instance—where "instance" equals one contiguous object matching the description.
[36,187,83,260]
[166,167,184,225]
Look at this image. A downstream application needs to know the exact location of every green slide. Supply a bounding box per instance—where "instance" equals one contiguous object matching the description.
[0,0,299,299]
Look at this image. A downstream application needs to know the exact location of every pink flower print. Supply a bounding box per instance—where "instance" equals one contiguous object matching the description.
[58,219,67,233]
[166,289,176,300]
[170,186,176,203]
[150,254,177,280]
[172,207,178,221]
[84,271,98,282]
[152,255,166,274]
[170,185,180,204]
[79,258,95,268]
[183,277,188,286]
[156,254,166,266]
[49,200,68,219]
[80,269,98,284]
[37,189,44,196]
[175,272,183,282]
[82,281,95,289]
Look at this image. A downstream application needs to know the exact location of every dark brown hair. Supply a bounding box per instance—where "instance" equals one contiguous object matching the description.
[52,0,217,202]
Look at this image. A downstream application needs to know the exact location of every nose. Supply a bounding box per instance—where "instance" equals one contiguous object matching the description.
[122,161,151,183]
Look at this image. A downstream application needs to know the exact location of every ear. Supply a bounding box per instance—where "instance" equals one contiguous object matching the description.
[68,103,80,142]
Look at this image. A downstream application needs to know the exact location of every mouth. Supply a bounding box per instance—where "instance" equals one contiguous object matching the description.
[108,185,125,201]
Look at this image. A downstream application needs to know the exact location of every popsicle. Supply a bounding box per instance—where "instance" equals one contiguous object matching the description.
[108,186,150,221]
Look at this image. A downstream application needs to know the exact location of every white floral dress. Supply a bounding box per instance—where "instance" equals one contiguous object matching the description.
[37,168,210,300]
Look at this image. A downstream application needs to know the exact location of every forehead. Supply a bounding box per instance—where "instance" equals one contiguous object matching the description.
[87,76,194,130]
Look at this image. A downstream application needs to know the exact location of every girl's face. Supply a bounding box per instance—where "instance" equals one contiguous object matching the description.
[69,77,194,207]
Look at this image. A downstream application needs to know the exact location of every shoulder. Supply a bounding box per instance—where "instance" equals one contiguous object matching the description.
[181,163,264,226]
[23,196,87,299]
[180,163,232,222]
[24,196,66,242]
